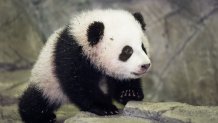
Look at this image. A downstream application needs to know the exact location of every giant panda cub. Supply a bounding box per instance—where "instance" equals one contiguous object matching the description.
[18,9,151,123]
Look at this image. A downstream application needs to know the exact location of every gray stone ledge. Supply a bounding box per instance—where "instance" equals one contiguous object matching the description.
[65,101,218,123]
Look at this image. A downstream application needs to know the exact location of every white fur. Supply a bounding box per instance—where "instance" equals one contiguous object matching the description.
[99,77,108,94]
[30,28,69,104]
[70,9,151,80]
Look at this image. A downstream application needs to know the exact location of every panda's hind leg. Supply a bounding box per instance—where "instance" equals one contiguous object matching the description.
[18,85,60,123]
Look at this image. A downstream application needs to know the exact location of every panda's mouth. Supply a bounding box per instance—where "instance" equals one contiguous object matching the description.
[131,71,146,76]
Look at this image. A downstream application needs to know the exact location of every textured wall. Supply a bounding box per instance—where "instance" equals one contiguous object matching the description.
[0,0,43,122]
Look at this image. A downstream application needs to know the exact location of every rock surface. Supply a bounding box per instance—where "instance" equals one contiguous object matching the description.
[65,101,218,123]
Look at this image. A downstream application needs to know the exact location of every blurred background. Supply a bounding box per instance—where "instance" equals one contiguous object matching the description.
[0,0,218,122]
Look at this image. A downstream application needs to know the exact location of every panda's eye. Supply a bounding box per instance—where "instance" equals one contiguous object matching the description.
[142,43,147,54]
[119,45,133,62]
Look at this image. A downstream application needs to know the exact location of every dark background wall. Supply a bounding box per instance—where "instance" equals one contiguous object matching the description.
[0,0,218,122]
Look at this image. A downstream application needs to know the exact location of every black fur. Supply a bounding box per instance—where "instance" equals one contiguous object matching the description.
[119,45,133,62]
[142,43,147,54]
[54,27,118,115]
[133,12,146,31]
[87,21,104,46]
[19,26,144,122]
[18,85,60,123]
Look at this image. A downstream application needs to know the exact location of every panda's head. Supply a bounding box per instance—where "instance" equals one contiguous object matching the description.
[70,9,151,80]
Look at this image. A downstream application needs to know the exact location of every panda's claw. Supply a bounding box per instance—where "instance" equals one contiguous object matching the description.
[128,91,131,96]
[124,90,127,96]
[117,89,144,104]
[104,111,108,115]
[132,90,136,97]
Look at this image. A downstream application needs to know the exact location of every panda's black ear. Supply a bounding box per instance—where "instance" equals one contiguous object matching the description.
[87,21,104,46]
[133,12,146,31]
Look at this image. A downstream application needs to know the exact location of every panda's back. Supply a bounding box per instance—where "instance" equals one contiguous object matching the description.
[30,28,69,104]
[30,27,103,104]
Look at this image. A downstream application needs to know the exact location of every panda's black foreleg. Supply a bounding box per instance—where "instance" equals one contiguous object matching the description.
[109,78,144,105]
[62,82,119,116]
[18,85,60,123]
[86,89,119,115]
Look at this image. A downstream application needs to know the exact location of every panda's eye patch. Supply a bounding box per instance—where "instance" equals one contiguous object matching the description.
[142,43,147,54]
[119,45,133,62]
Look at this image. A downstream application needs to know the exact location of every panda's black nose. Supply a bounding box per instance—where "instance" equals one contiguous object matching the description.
[141,63,150,70]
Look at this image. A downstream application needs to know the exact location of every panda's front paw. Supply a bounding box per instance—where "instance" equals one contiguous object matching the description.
[88,104,119,116]
[118,89,144,105]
